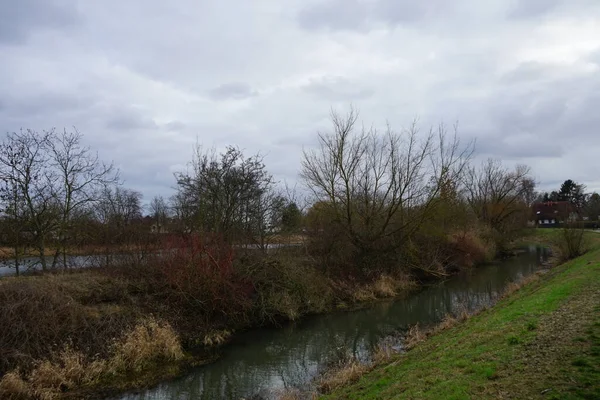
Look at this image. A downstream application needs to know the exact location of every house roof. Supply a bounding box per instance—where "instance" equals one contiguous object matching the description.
[532,201,573,219]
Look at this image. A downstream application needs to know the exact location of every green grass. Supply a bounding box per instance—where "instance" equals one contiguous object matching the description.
[323,245,600,399]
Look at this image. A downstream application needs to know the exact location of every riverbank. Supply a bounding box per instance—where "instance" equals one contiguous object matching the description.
[0,243,420,399]
[0,229,552,399]
[322,231,600,399]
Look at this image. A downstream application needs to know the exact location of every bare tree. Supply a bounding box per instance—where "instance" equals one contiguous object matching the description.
[301,107,473,265]
[174,145,278,245]
[0,130,57,271]
[95,186,143,252]
[462,159,532,239]
[0,128,118,270]
[149,195,169,233]
[47,129,119,268]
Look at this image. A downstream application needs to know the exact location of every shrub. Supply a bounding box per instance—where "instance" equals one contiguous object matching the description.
[557,223,588,261]
[238,255,333,322]
[156,234,253,323]
[448,228,496,268]
[109,318,184,374]
[0,274,136,375]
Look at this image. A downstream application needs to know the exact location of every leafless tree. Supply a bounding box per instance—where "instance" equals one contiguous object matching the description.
[462,159,532,239]
[47,129,119,267]
[174,145,280,245]
[0,128,118,270]
[149,195,169,233]
[0,130,57,271]
[301,107,473,263]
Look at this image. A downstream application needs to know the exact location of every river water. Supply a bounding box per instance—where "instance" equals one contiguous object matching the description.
[115,245,549,400]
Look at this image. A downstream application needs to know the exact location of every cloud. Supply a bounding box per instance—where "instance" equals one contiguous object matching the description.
[0,0,79,44]
[507,0,563,19]
[1,0,600,202]
[208,82,258,101]
[301,76,374,101]
[296,0,369,31]
[105,107,158,131]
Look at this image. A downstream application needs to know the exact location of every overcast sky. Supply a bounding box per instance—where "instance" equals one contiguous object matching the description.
[1,0,600,202]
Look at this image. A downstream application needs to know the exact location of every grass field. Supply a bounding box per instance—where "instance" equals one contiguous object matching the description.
[323,229,600,399]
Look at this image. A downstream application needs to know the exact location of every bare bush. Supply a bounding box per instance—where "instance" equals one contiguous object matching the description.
[557,223,588,261]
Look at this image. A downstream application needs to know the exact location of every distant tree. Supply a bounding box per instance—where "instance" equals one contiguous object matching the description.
[0,128,118,270]
[149,195,169,233]
[95,186,143,247]
[520,178,537,207]
[174,145,279,245]
[558,179,577,201]
[558,179,587,214]
[0,130,57,271]
[48,129,118,267]
[542,192,550,202]
[463,159,532,241]
[280,202,303,232]
[549,191,560,202]
[586,192,600,221]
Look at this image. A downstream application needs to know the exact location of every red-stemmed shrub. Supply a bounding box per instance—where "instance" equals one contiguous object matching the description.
[157,234,253,323]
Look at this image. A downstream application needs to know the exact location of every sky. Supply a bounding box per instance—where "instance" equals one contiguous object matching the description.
[1,0,600,202]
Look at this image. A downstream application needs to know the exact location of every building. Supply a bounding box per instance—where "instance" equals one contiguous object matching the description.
[532,201,576,226]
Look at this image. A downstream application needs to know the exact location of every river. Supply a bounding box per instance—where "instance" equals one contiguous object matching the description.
[115,245,549,400]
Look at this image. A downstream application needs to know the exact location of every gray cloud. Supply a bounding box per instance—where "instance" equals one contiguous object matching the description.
[296,0,369,31]
[507,0,562,19]
[164,121,186,131]
[302,76,374,101]
[208,82,258,101]
[1,0,600,200]
[105,108,158,131]
[296,0,457,31]
[0,0,79,44]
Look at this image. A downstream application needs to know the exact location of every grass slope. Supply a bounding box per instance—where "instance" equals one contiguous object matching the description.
[323,236,600,399]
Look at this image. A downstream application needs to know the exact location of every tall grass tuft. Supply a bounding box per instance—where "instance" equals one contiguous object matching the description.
[0,371,30,400]
[317,359,368,394]
[109,318,184,373]
[0,318,184,399]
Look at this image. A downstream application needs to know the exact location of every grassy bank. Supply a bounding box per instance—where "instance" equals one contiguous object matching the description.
[322,230,600,399]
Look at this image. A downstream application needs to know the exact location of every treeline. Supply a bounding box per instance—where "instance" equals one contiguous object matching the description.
[0,109,540,278]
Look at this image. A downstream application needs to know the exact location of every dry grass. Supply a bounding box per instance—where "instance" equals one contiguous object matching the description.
[432,314,459,334]
[404,324,427,350]
[317,360,369,394]
[0,318,184,399]
[202,329,233,347]
[502,273,541,299]
[448,230,496,267]
[371,340,397,365]
[352,274,416,302]
[109,318,184,374]
[0,371,30,400]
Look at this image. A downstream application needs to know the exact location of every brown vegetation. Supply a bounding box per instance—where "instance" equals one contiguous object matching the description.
[0,319,184,400]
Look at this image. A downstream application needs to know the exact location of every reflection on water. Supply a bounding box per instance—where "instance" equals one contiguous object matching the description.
[118,246,549,400]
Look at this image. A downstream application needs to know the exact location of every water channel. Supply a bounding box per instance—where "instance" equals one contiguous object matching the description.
[116,245,549,400]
